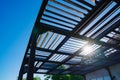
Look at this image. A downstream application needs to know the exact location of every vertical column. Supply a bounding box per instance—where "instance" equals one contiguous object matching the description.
[19,0,49,80]
[26,0,49,79]
[105,67,113,80]
[26,38,36,80]
[83,75,86,80]
[18,69,23,80]
[18,56,27,80]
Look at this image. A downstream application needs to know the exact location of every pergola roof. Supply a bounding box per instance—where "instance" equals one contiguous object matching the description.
[19,0,120,76]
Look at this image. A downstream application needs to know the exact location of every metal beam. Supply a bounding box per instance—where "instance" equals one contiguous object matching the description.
[26,39,36,80]
[83,4,119,36]
[36,47,83,57]
[75,0,110,33]
[34,60,77,65]
[96,18,120,40]
[39,23,120,50]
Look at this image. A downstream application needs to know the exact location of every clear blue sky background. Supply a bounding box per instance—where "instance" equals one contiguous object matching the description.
[0,0,44,80]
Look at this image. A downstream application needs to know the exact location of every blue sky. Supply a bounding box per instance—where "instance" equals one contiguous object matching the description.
[0,0,44,80]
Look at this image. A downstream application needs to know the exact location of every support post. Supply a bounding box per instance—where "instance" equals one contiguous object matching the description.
[26,38,36,80]
[18,0,49,80]
[26,24,40,80]
[83,75,86,80]
[18,54,28,80]
[18,70,23,80]
[106,67,113,80]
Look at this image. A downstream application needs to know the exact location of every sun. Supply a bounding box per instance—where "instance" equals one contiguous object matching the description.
[80,45,93,55]
[83,45,93,53]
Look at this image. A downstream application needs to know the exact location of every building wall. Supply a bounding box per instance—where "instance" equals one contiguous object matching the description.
[109,64,120,80]
[85,63,120,80]
[86,68,111,80]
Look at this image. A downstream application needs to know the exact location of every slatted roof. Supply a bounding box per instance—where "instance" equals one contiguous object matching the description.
[20,0,120,75]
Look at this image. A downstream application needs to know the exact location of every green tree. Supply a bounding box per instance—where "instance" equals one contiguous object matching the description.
[44,65,83,80]
[52,74,70,80]
[44,74,83,80]
[22,76,41,80]
[44,74,52,80]
[70,75,83,80]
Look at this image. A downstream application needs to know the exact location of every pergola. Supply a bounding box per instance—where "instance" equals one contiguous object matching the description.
[18,0,120,80]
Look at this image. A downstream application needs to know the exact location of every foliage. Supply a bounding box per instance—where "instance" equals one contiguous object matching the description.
[44,74,52,80]
[22,76,41,80]
[44,65,84,80]
[44,74,84,80]
[70,75,83,80]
